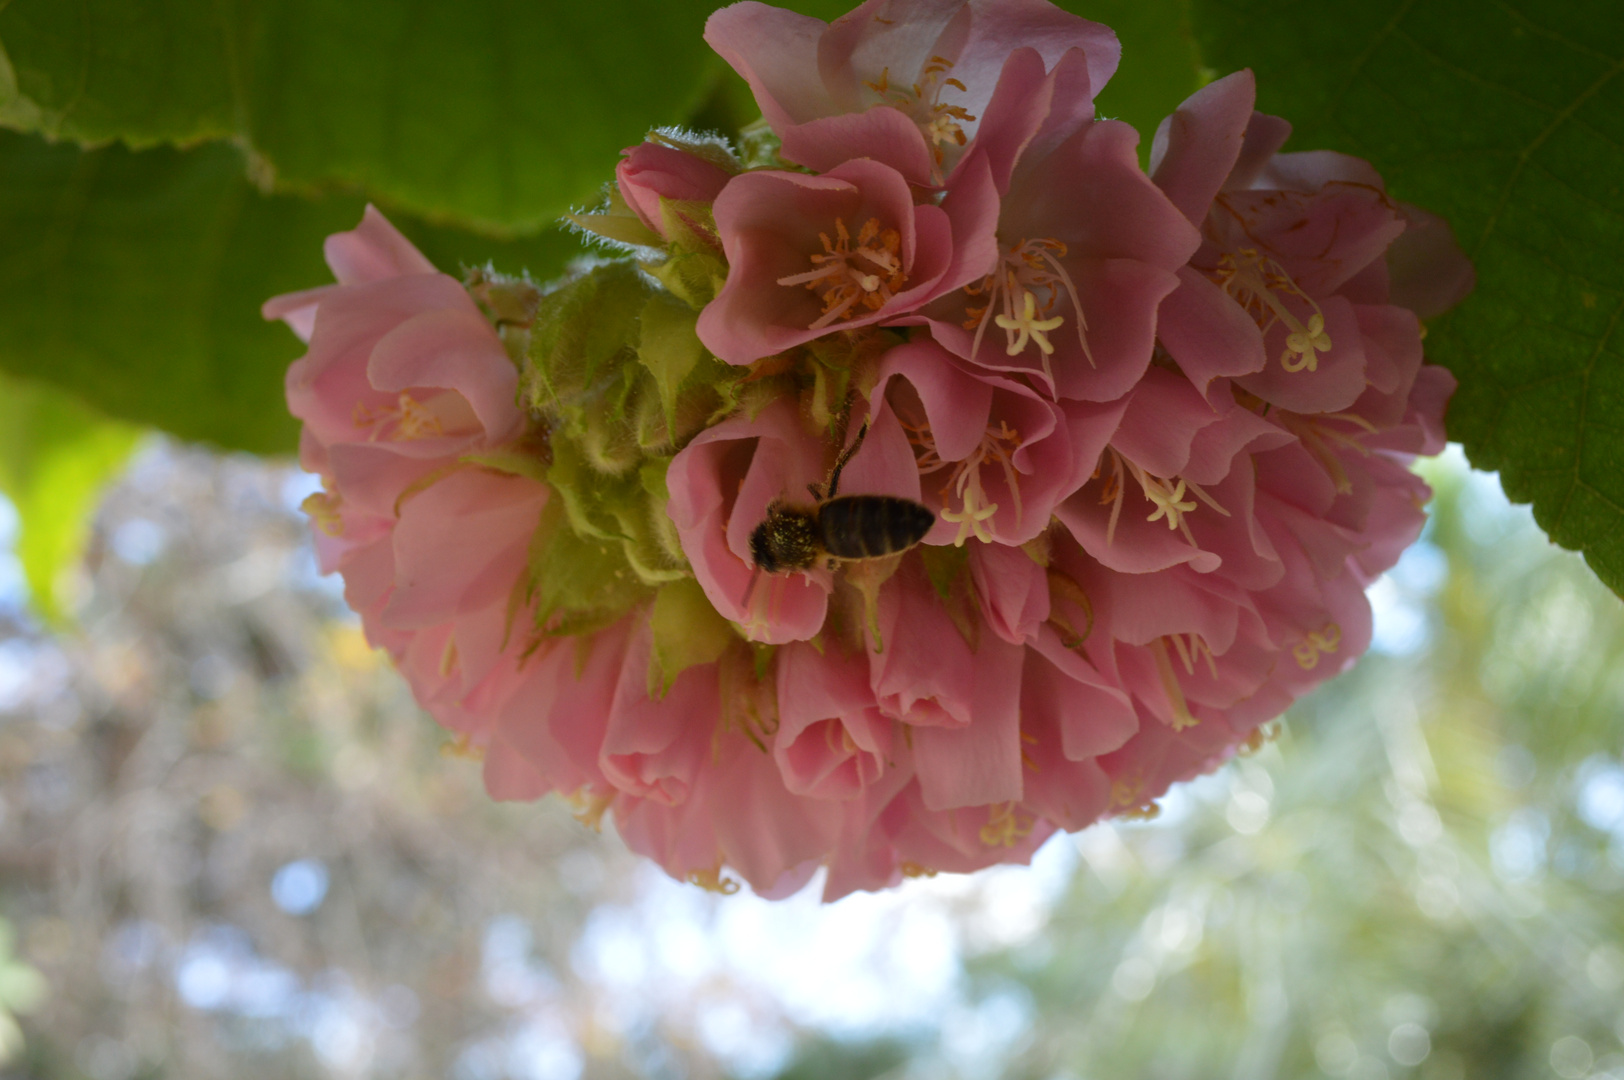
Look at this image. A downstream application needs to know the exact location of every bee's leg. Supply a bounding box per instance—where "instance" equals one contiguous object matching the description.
[826,416,872,500]
[807,483,825,501]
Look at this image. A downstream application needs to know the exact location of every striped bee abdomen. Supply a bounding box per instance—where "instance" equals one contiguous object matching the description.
[818,495,936,560]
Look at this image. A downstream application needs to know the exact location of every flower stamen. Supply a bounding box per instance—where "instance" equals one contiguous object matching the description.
[865,56,977,181]
[979,801,1034,847]
[301,490,345,536]
[963,239,1091,387]
[353,392,446,441]
[778,217,907,329]
[1098,448,1229,549]
[1150,637,1200,730]
[908,417,1024,546]
[1211,246,1333,373]
[1292,622,1342,670]
[994,290,1066,357]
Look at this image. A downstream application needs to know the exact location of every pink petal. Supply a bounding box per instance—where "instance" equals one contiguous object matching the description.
[705,2,837,128]
[779,107,938,186]
[969,541,1049,644]
[1235,294,1368,413]
[1156,266,1269,396]
[775,641,895,800]
[324,205,437,285]
[1149,69,1257,225]
[869,562,976,727]
[382,469,546,629]
[666,400,832,644]
[367,306,523,445]
[911,626,1026,810]
[599,622,717,805]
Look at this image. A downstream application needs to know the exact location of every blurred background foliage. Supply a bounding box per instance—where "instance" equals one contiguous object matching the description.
[0,414,1621,1078]
[1,0,1623,1076]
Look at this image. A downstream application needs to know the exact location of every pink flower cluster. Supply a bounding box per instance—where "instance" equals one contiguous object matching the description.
[269,0,1470,901]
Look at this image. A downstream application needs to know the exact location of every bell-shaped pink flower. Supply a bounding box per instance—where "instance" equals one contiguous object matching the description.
[697,158,975,364]
[775,641,897,800]
[705,0,1119,186]
[855,339,1122,547]
[915,118,1201,400]
[665,398,832,643]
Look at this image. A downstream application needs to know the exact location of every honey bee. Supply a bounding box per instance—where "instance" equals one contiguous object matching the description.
[748,420,936,574]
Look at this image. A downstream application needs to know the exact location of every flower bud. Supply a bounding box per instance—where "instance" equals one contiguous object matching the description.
[616,141,734,240]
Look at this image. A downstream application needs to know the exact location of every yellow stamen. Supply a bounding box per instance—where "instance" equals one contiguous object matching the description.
[964,238,1091,388]
[1211,247,1333,374]
[440,733,485,762]
[1292,622,1342,670]
[1144,477,1198,530]
[1110,772,1162,819]
[301,490,345,537]
[994,290,1066,357]
[1150,637,1199,730]
[1098,448,1229,549]
[567,789,614,832]
[979,801,1034,848]
[865,56,977,180]
[1168,632,1218,679]
[777,217,907,329]
[1276,410,1378,495]
[353,392,445,441]
[906,417,1024,546]
[687,866,741,894]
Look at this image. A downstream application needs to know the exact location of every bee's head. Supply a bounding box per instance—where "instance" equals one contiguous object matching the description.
[749,520,783,574]
[749,503,820,574]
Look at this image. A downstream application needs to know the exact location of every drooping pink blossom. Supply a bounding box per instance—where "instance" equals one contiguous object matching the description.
[270,0,1473,904]
[914,117,1201,401]
[697,157,981,364]
[266,207,545,781]
[664,398,833,643]
[705,0,1119,186]
[855,338,1121,547]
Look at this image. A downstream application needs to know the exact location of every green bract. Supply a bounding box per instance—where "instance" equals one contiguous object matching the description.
[492,219,759,639]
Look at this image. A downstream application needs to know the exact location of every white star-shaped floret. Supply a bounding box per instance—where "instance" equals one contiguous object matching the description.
[1283,313,1332,372]
[994,290,1065,357]
[940,494,999,546]
[1144,478,1197,530]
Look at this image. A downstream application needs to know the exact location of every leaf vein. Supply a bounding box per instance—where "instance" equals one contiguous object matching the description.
[1549,291,1624,533]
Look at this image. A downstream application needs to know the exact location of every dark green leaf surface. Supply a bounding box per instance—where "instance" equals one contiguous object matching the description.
[1191,0,1624,598]
[0,132,584,455]
[0,0,732,232]
[1078,0,1207,153]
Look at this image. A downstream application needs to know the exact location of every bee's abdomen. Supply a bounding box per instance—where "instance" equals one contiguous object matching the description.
[819,496,936,560]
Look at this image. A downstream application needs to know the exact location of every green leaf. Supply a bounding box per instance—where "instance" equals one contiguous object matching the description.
[1071,0,1208,153]
[637,292,708,436]
[525,495,651,635]
[648,577,735,695]
[1189,0,1624,597]
[0,374,140,623]
[0,132,584,455]
[0,0,745,231]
